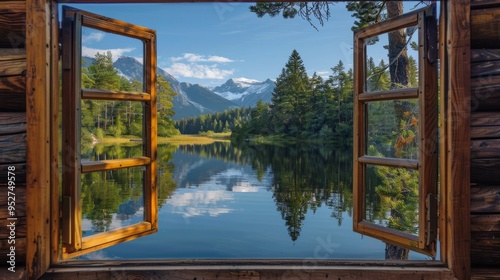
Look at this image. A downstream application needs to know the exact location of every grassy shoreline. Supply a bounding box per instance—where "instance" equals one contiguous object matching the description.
[99,133,231,146]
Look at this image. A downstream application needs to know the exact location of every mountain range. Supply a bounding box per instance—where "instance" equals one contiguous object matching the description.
[83,56,275,119]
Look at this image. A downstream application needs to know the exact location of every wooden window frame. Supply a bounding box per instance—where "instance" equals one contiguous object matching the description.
[21,0,471,279]
[60,6,158,259]
[352,6,438,256]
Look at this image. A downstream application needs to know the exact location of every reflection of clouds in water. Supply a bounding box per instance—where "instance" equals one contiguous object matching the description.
[168,166,272,218]
[81,207,144,234]
[231,182,259,193]
[169,189,234,218]
[80,249,116,260]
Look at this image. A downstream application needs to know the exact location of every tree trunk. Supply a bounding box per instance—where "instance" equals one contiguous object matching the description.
[386,0,411,261]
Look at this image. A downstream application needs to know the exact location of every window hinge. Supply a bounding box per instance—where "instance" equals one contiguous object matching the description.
[426,192,438,246]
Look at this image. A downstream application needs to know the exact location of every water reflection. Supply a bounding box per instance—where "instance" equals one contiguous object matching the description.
[79,141,427,260]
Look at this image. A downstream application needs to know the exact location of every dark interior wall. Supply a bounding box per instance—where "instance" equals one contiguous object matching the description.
[0,0,27,265]
[470,0,500,267]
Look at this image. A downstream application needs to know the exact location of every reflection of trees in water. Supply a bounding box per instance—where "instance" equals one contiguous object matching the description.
[236,142,353,241]
[81,143,177,234]
[176,141,354,242]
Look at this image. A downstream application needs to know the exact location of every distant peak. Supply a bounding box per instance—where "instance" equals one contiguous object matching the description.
[231,77,260,84]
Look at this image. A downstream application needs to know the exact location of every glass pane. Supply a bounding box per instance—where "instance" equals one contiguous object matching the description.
[364,164,419,236]
[364,25,419,92]
[81,166,145,237]
[80,99,144,150]
[366,99,419,159]
[81,26,145,92]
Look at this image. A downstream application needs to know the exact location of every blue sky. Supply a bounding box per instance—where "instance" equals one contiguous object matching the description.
[65,2,429,87]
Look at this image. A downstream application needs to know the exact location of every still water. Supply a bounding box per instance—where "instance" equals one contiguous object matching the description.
[79,141,430,260]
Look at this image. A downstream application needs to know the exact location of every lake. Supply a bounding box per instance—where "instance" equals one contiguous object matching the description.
[78,141,431,260]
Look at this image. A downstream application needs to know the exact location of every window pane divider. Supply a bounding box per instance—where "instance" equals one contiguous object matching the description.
[358,156,419,169]
[81,88,150,101]
[81,221,152,249]
[359,88,419,102]
[81,156,151,173]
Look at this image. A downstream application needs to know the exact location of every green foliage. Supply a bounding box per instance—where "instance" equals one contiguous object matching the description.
[81,52,177,139]
[175,107,252,135]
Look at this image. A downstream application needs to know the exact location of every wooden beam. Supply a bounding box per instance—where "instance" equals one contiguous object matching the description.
[81,156,151,173]
[471,0,500,9]
[471,214,500,231]
[471,7,500,48]
[471,158,500,184]
[471,186,500,212]
[0,133,26,164]
[26,0,52,278]
[81,89,151,101]
[444,0,471,279]
[358,88,419,102]
[0,1,26,49]
[41,262,455,280]
[471,232,500,266]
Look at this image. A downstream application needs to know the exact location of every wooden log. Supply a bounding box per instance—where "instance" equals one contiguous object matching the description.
[0,216,26,239]
[471,112,500,126]
[0,48,25,60]
[471,139,500,158]
[0,237,26,265]
[471,232,500,266]
[471,7,500,48]
[0,163,26,184]
[0,133,26,164]
[471,126,500,139]
[471,214,500,231]
[0,2,26,49]
[471,186,500,213]
[472,49,500,62]
[471,0,500,9]
[471,158,500,184]
[471,78,500,112]
[0,202,25,219]
[0,92,26,112]
[0,75,25,94]
[0,112,26,136]
[0,59,26,77]
[472,60,500,77]
[472,268,500,280]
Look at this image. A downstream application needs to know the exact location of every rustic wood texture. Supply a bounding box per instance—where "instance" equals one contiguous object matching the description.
[0,238,26,266]
[472,268,500,279]
[472,49,500,62]
[471,186,500,212]
[471,112,500,138]
[471,159,500,184]
[0,133,26,164]
[471,214,500,231]
[81,88,151,101]
[50,0,60,265]
[0,217,26,239]
[471,50,500,111]
[0,1,26,49]
[81,156,151,173]
[471,7,500,48]
[471,232,500,266]
[0,75,26,94]
[471,139,500,158]
[445,0,471,278]
[26,0,52,278]
[40,264,455,280]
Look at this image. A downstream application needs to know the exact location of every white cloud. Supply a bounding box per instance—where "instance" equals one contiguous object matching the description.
[166,63,234,80]
[82,32,105,44]
[172,53,235,63]
[82,46,135,62]
[168,189,234,218]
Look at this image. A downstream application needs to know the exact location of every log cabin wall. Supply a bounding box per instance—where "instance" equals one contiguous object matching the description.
[470,0,500,268]
[0,1,27,266]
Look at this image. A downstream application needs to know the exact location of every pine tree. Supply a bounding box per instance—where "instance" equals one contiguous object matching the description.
[271,50,312,137]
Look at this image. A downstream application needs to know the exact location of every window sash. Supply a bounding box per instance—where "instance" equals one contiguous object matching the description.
[61,6,158,260]
[353,5,438,256]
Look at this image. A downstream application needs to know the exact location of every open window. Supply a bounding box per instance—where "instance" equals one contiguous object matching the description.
[61,6,158,259]
[353,6,438,256]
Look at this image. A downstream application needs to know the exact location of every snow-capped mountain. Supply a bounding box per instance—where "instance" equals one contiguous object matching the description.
[101,56,238,120]
[213,78,275,107]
